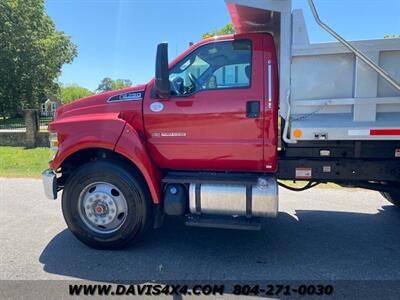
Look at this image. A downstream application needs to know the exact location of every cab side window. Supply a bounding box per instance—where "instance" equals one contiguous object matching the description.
[169,40,252,97]
[212,63,251,89]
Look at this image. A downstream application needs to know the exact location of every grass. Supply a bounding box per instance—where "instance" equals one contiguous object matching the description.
[0,147,51,178]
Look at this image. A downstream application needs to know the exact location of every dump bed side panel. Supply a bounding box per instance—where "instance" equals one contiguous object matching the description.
[290,38,400,141]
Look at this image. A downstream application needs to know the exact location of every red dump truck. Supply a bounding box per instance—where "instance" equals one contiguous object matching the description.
[42,0,400,249]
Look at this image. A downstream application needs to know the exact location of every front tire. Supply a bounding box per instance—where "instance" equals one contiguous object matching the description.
[381,190,400,208]
[62,160,153,249]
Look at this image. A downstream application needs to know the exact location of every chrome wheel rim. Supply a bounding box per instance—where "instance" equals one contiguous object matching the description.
[78,182,128,234]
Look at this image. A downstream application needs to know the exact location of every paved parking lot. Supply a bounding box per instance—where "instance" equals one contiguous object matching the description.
[1,178,400,283]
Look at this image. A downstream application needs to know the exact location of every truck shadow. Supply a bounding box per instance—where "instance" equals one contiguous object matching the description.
[39,205,400,282]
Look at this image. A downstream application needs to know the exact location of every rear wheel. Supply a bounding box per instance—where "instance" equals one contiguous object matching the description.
[381,190,400,208]
[62,160,153,249]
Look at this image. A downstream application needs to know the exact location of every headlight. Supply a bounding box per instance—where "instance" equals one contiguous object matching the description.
[49,132,59,159]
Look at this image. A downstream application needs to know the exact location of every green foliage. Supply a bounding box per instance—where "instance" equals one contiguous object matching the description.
[60,84,93,104]
[384,34,400,39]
[96,77,114,93]
[202,23,235,39]
[0,0,77,118]
[96,78,132,93]
[112,79,133,90]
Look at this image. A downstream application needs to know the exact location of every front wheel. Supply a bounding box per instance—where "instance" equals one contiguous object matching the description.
[381,190,400,208]
[62,160,153,249]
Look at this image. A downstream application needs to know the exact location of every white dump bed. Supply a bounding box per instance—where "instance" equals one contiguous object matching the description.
[226,0,400,141]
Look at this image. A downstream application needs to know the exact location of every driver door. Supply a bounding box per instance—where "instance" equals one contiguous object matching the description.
[143,34,265,172]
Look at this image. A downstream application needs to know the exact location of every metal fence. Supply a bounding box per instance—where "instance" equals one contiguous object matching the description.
[0,114,54,131]
[0,118,26,131]
[39,115,54,130]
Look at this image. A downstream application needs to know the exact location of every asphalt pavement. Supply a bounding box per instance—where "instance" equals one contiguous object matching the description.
[1,178,400,283]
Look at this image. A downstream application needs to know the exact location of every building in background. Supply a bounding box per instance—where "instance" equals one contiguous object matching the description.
[40,96,61,117]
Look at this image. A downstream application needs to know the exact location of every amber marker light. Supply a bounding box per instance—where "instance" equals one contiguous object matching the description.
[293,129,303,139]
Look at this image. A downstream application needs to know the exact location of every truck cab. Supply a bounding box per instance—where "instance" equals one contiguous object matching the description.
[144,33,278,173]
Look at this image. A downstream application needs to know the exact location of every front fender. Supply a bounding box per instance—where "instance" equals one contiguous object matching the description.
[114,123,162,204]
[49,113,126,170]
[49,113,162,204]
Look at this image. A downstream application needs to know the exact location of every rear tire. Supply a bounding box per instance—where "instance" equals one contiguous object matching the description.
[61,160,153,249]
[381,191,400,208]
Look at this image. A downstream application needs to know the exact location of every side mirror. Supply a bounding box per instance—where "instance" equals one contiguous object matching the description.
[154,42,170,99]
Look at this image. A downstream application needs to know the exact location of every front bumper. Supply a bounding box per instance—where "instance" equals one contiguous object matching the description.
[42,169,57,200]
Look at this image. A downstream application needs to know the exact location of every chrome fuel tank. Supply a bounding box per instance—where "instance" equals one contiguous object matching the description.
[189,177,278,218]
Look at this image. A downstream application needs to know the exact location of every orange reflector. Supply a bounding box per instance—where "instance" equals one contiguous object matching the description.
[293,129,303,139]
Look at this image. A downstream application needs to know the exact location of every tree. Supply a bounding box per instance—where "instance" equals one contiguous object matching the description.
[112,79,133,90]
[96,78,132,93]
[0,0,77,118]
[202,23,235,39]
[96,77,114,93]
[384,34,400,39]
[60,84,93,104]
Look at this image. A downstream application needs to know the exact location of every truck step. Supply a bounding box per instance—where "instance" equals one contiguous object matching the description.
[185,215,261,231]
[163,171,260,185]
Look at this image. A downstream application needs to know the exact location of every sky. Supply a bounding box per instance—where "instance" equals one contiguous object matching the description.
[45,0,400,91]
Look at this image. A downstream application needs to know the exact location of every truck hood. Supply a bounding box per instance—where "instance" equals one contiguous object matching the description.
[55,84,147,119]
